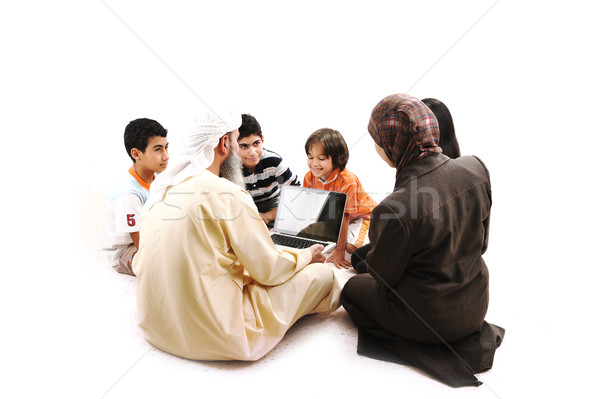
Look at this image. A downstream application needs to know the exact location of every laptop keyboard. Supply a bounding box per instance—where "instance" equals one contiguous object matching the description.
[271,233,328,249]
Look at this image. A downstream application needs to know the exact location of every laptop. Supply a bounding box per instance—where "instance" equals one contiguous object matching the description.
[270,185,347,253]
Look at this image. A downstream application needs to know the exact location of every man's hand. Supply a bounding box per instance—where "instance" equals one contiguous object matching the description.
[309,244,326,264]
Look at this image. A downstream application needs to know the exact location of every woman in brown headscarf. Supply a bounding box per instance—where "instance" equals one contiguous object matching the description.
[341,94,504,387]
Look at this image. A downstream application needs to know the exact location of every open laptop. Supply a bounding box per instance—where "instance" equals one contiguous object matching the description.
[270,185,347,253]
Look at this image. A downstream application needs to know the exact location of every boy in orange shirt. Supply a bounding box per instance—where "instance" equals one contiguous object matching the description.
[304,128,376,269]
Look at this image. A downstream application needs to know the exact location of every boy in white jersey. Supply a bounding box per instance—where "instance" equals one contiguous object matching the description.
[101,118,169,276]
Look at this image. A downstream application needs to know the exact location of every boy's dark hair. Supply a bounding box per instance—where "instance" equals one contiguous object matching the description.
[305,128,349,171]
[239,114,262,140]
[124,118,168,162]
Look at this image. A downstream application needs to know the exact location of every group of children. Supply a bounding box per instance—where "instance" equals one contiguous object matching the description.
[102,113,377,274]
[237,115,376,269]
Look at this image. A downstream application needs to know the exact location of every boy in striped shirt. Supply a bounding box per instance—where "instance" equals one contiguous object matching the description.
[238,114,300,226]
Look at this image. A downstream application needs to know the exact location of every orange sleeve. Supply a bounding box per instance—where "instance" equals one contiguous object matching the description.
[337,174,359,216]
[339,170,376,219]
[356,190,377,219]
[303,172,313,188]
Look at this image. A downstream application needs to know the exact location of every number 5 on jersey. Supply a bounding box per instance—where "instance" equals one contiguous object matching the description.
[127,214,136,227]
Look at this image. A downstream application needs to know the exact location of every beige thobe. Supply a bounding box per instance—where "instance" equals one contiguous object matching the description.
[133,170,341,361]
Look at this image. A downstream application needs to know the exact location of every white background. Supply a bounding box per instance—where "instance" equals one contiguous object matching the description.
[1,1,599,398]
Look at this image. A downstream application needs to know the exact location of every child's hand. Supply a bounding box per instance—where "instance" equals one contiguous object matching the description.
[259,213,269,225]
[308,244,326,264]
[327,249,352,269]
[345,243,358,254]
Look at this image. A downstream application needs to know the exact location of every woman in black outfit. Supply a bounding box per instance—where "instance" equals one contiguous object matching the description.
[351,97,461,273]
[341,94,504,387]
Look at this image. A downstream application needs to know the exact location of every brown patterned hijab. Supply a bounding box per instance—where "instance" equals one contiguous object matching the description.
[368,93,442,173]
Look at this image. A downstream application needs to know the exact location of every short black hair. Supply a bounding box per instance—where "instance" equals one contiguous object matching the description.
[239,114,262,140]
[124,118,168,162]
[305,128,349,171]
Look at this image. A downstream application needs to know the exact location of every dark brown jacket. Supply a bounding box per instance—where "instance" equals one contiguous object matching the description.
[366,153,491,343]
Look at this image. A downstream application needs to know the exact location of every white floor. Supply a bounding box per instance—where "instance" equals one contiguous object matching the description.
[1,186,590,399]
[2,1,600,398]
[78,189,509,399]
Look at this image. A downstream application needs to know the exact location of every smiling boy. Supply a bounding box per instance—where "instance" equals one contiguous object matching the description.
[101,118,169,276]
[304,128,376,269]
[238,114,300,226]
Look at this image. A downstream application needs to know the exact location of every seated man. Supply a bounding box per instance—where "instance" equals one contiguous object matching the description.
[133,111,341,361]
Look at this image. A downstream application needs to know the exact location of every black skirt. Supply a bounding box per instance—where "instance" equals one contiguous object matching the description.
[341,273,505,388]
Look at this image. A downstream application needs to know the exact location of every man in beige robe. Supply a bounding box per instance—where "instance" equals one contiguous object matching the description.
[133,111,341,361]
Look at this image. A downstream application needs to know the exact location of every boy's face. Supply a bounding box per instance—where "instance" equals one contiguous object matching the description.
[135,136,169,173]
[307,141,334,181]
[237,134,264,172]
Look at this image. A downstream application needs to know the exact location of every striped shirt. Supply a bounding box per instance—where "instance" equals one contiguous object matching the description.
[243,149,300,213]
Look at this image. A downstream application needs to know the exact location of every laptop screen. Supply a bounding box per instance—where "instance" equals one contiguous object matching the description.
[273,186,347,243]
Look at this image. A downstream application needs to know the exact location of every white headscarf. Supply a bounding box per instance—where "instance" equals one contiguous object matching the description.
[144,110,242,211]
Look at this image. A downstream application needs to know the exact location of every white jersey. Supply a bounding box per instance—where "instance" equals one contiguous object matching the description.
[101,166,152,266]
